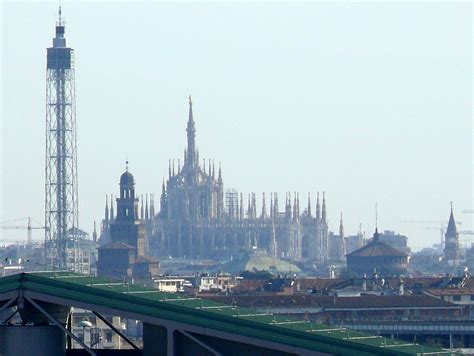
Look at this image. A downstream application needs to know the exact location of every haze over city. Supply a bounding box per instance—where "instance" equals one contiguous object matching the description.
[1,1,472,250]
[1,2,474,354]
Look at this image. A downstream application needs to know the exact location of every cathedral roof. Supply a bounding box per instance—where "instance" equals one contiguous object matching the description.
[346,230,407,258]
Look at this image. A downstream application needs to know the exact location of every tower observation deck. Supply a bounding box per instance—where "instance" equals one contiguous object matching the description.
[45,7,79,270]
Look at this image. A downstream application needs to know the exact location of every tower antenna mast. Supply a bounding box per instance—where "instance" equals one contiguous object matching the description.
[45,7,79,270]
[375,203,378,232]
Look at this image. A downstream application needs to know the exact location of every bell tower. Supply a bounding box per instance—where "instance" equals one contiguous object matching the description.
[116,161,138,221]
[109,162,145,256]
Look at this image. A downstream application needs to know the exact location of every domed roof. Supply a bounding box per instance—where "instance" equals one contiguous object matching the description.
[120,170,134,186]
[120,160,135,186]
[221,255,301,275]
[346,229,407,258]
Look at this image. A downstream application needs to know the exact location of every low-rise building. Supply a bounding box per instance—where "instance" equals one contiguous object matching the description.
[153,277,188,293]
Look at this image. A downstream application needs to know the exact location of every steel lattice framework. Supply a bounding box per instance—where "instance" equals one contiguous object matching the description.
[45,11,78,270]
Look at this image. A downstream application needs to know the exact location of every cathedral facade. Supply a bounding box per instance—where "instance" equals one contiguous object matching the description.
[101,98,340,262]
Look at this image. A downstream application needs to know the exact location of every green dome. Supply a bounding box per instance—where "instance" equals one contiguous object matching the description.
[221,255,301,275]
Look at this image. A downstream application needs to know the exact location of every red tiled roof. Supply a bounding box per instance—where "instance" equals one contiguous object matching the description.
[231,279,269,293]
[427,288,474,296]
[296,278,344,291]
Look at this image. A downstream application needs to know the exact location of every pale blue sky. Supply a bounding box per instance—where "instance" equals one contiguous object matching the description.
[1,1,472,250]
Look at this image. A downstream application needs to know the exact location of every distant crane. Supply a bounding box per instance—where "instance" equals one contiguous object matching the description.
[0,217,48,245]
[401,220,463,225]
[401,220,463,245]
[425,227,474,242]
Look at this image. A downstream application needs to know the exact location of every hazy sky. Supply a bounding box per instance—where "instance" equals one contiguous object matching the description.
[1,1,472,250]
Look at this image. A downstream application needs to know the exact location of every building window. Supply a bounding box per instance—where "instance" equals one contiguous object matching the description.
[470,295,474,301]
[105,331,113,343]
[453,295,461,301]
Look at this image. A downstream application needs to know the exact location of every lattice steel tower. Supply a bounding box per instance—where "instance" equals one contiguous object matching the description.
[45,7,78,270]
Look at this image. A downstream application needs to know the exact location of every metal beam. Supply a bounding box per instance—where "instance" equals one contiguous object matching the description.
[0,309,18,324]
[0,297,17,315]
[25,297,96,356]
[180,329,222,356]
[92,311,139,350]
[67,312,72,349]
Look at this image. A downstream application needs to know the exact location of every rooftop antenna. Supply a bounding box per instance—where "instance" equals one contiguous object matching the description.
[375,203,378,232]
[58,3,64,26]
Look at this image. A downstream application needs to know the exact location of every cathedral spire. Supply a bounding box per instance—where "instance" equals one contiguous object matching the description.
[339,212,344,238]
[186,95,196,167]
[293,193,299,223]
[105,194,109,222]
[160,179,168,219]
[247,193,251,219]
[240,193,244,221]
[218,163,223,183]
[316,192,321,220]
[297,193,300,217]
[168,160,172,178]
[110,194,115,220]
[269,219,278,258]
[286,193,292,220]
[307,193,312,217]
[141,194,144,220]
[274,193,279,217]
[145,194,149,220]
[150,194,155,217]
[270,193,274,219]
[252,193,257,219]
[261,193,267,219]
[322,191,327,222]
